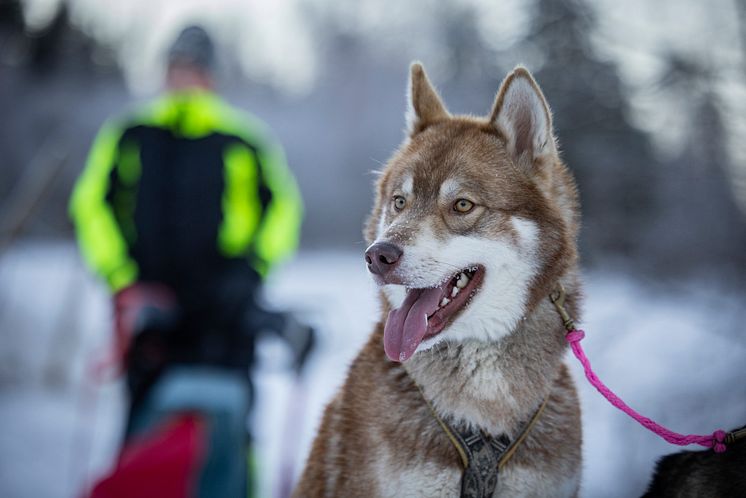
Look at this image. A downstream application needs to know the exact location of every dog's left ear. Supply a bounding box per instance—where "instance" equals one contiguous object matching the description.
[490,66,556,172]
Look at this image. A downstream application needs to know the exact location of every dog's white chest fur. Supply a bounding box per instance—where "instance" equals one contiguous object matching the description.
[373,447,461,497]
[372,445,580,498]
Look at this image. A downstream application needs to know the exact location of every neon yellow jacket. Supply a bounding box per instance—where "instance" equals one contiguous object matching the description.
[69,90,303,291]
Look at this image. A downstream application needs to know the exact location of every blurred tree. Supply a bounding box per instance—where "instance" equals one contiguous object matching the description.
[644,54,746,277]
[435,3,504,115]
[0,0,125,241]
[2,0,744,277]
[439,5,493,82]
[0,0,23,33]
[524,0,659,265]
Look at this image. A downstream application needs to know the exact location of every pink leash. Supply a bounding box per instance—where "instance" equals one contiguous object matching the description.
[550,287,730,453]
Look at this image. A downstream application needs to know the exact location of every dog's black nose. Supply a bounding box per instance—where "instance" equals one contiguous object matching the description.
[365,242,403,276]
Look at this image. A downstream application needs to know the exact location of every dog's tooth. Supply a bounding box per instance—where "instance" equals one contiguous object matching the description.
[456,273,469,288]
[440,297,450,307]
[451,286,459,297]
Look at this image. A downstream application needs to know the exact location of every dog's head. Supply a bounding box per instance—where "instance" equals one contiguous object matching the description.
[365,63,579,362]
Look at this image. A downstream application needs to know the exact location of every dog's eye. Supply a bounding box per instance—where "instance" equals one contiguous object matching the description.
[453,199,474,213]
[393,195,406,211]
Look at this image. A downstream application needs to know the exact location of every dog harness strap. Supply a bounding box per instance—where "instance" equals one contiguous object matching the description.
[412,378,547,498]
[497,395,549,470]
[413,381,470,467]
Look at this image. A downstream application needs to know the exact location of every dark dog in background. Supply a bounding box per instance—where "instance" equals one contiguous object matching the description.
[642,425,746,498]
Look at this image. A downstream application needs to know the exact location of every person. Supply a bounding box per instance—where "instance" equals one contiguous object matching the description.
[70,25,311,497]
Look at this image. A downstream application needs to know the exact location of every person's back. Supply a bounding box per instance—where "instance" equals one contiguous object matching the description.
[75,89,301,308]
[71,27,302,294]
[109,91,277,289]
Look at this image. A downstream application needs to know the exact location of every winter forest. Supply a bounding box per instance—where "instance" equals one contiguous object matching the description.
[1,0,745,497]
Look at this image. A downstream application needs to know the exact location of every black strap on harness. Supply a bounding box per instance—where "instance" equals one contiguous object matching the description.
[412,380,548,498]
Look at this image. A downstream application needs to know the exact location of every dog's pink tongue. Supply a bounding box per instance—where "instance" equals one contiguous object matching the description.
[384,287,442,362]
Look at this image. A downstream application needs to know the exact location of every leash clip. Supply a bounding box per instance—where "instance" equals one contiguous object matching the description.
[726,426,746,445]
[549,285,576,332]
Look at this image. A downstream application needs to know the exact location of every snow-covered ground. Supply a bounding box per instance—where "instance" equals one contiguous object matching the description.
[1,242,744,498]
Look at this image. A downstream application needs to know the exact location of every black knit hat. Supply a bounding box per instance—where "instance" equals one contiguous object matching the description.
[168,25,215,70]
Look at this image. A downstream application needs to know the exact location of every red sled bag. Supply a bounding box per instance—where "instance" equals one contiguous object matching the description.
[88,368,251,498]
[90,414,206,498]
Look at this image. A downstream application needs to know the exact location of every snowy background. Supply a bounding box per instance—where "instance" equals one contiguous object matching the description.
[2,0,746,497]
[1,244,745,498]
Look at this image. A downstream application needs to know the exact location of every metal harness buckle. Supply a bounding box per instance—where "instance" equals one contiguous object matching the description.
[549,285,576,332]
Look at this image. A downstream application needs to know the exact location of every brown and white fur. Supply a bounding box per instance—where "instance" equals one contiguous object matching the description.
[294,63,583,497]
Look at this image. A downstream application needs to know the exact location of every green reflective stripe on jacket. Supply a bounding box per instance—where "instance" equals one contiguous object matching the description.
[252,143,303,274]
[69,122,139,291]
[135,90,269,142]
[114,141,141,244]
[117,141,142,186]
[219,144,261,257]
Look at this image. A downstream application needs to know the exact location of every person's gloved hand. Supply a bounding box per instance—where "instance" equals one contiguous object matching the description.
[279,315,315,374]
[113,283,177,363]
[242,306,316,373]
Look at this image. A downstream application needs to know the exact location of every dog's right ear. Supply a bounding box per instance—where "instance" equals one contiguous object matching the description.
[406,62,450,136]
[489,66,556,173]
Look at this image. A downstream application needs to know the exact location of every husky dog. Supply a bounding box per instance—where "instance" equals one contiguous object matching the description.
[642,426,746,498]
[295,63,583,497]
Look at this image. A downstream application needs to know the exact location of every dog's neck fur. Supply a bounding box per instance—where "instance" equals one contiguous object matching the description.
[403,271,580,437]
